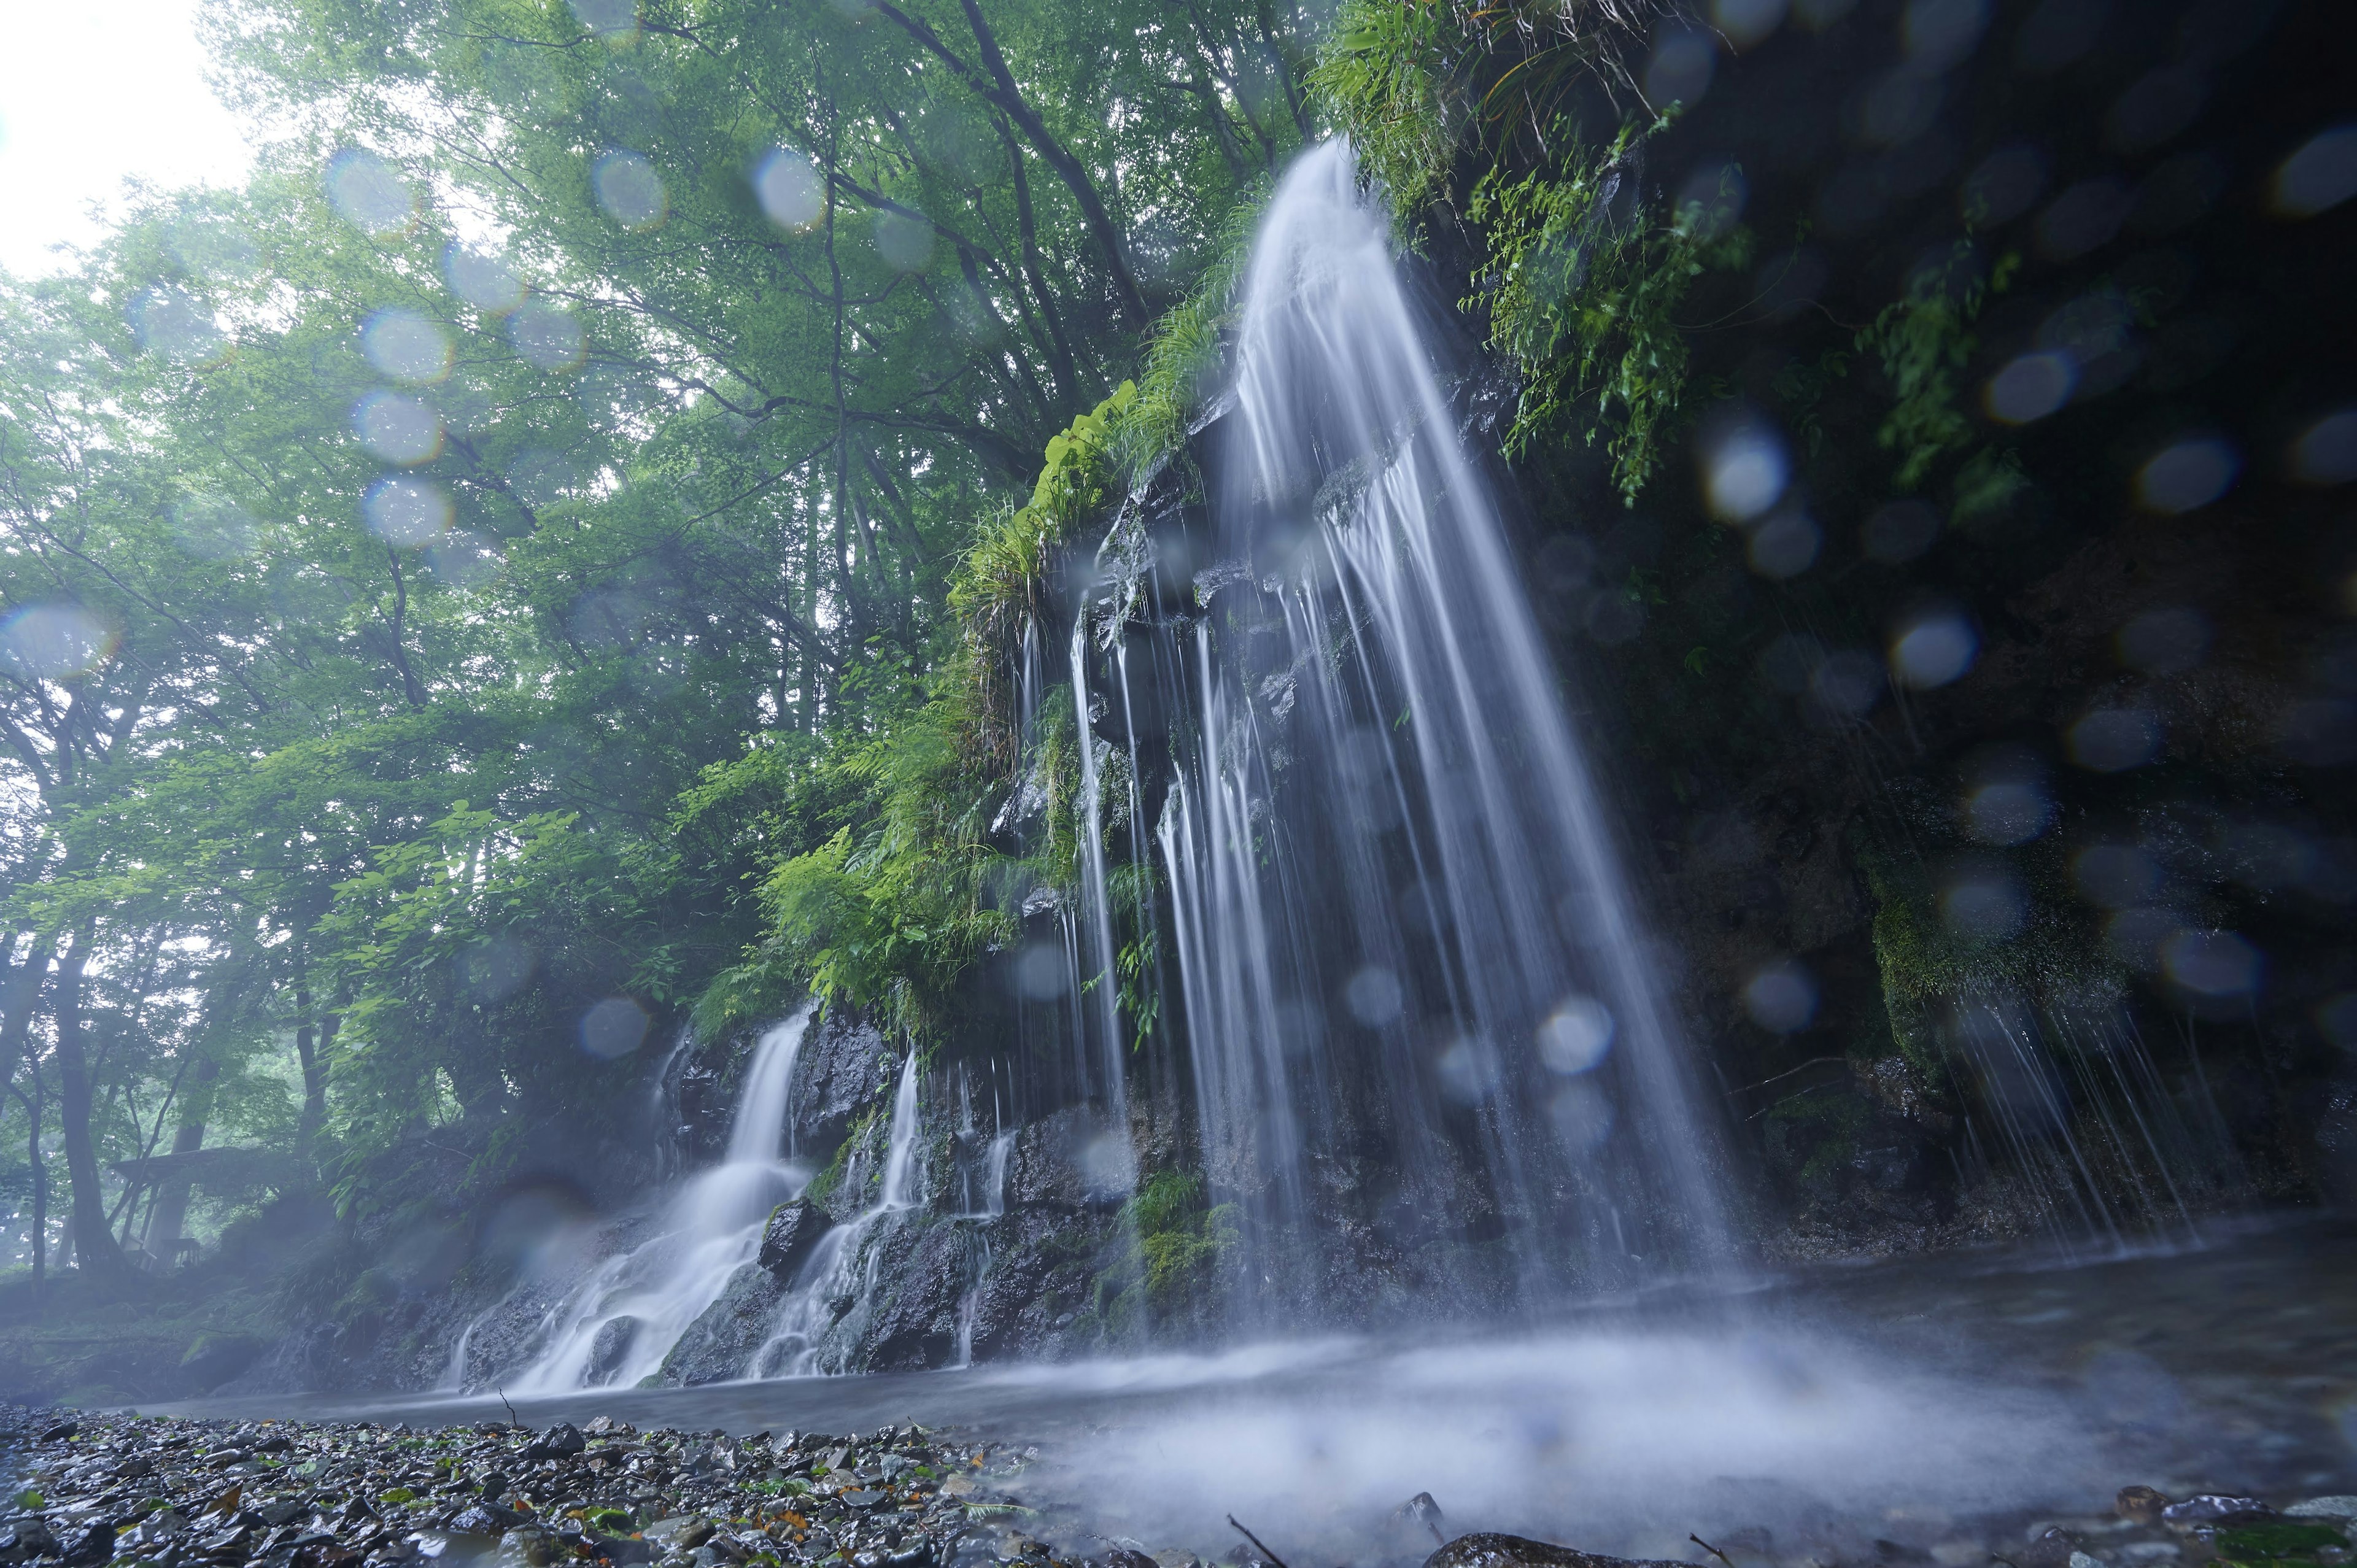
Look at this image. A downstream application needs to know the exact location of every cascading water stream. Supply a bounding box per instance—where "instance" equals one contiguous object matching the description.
[486,1000,819,1392]
[751,1053,929,1377]
[1091,141,1736,1315]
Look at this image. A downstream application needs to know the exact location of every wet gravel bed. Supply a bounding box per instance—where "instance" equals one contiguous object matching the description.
[4,1405,2354,1568]
[0,1408,1133,1568]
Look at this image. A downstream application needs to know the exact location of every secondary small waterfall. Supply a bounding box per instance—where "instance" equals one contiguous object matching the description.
[495,1000,819,1392]
[1067,141,1733,1315]
[748,1052,928,1377]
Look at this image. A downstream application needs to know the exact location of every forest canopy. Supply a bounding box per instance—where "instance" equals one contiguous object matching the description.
[0,0,1315,1284]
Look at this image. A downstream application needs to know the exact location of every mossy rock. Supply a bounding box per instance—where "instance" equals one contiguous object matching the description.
[2213,1522,2349,1567]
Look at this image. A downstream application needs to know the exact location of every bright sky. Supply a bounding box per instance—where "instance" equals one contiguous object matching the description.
[0,0,259,277]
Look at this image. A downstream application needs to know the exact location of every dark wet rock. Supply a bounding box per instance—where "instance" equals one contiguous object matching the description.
[2021,1528,2083,1568]
[658,1263,786,1385]
[2118,1487,2170,1524]
[521,1421,587,1461]
[1393,1494,1447,1544]
[959,1205,1116,1363]
[1424,1537,1685,1568]
[850,1220,975,1370]
[1004,1109,1120,1212]
[587,1315,642,1384]
[56,1522,115,1565]
[760,1199,834,1282]
[791,1007,894,1156]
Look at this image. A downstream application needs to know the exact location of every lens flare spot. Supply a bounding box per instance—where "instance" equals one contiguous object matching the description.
[1537,997,1615,1075]
[1984,351,2077,423]
[1889,611,1976,689]
[1,604,117,680]
[2161,929,2261,998]
[463,937,538,1003]
[2270,123,2357,218]
[169,494,260,561]
[1943,873,2026,941]
[1548,1080,1617,1151]
[1644,29,1717,109]
[2135,436,2239,512]
[2290,407,2357,486]
[1742,962,1817,1033]
[580,997,650,1059]
[1965,781,2052,846]
[1862,500,1941,564]
[755,149,824,230]
[365,476,453,547]
[325,148,417,238]
[2116,605,2209,673]
[508,300,586,372]
[2067,706,2161,771]
[1746,508,1822,579]
[1436,1038,1502,1105]
[129,287,228,365]
[1711,0,1787,48]
[569,0,638,38]
[1960,143,2047,226]
[1903,0,1988,68]
[363,309,453,384]
[354,391,444,465]
[873,209,935,271]
[444,245,525,314]
[1809,650,1884,718]
[2074,844,2160,909]
[1344,966,1404,1028]
[1013,943,1068,1000]
[594,151,667,231]
[1701,417,1789,522]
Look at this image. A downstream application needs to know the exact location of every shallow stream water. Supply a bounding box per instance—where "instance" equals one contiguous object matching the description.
[153,1213,2356,1564]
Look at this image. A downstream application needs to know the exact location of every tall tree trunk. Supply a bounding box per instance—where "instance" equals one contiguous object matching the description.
[53,921,131,1284]
[294,970,331,1161]
[12,1069,45,1296]
[0,932,55,1098]
[143,1052,220,1265]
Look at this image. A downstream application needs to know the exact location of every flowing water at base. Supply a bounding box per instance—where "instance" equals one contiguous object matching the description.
[171,1215,2356,1561]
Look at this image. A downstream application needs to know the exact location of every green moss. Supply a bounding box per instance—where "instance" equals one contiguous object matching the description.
[1094,1170,1240,1329]
[2213,1523,2350,1567]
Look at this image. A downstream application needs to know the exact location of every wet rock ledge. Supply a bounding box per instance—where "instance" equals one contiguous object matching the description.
[0,1408,1063,1568]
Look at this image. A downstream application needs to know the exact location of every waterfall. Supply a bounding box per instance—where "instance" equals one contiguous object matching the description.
[1079,141,1735,1316]
[491,1000,819,1392]
[750,1052,930,1376]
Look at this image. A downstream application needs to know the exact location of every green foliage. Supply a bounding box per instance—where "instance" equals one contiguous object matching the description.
[1307,0,1461,209]
[1309,0,1668,215]
[1468,121,1754,504]
[1855,247,2019,489]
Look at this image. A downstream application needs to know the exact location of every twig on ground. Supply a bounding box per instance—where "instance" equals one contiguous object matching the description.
[1228,1516,1292,1568]
[495,1385,521,1429]
[1692,1535,1736,1568]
